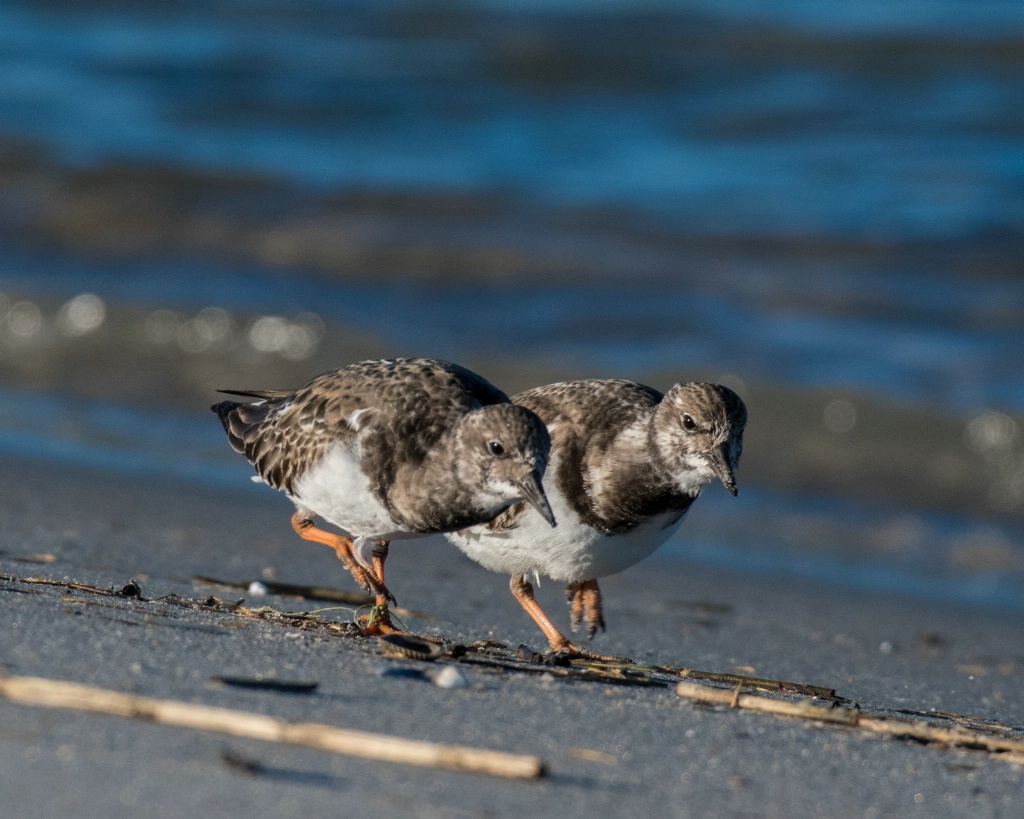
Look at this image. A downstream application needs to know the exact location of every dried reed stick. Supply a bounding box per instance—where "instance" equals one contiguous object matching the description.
[0,675,544,779]
[676,680,1024,760]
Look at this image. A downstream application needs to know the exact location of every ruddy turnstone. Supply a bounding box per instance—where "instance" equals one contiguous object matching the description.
[212,358,556,632]
[446,379,746,656]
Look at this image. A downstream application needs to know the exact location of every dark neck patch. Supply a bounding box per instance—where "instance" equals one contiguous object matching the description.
[574,453,696,536]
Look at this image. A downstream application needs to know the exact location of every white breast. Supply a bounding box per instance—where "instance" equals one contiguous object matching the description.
[446,448,688,583]
[290,442,425,563]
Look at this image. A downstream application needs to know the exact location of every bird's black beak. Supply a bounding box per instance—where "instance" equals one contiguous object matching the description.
[706,445,738,497]
[515,471,557,527]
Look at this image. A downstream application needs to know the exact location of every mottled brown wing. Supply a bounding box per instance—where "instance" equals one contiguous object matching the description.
[512,380,665,534]
[212,358,512,497]
[212,380,363,494]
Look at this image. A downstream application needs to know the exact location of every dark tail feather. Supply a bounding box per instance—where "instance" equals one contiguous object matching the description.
[217,388,294,400]
[211,399,240,430]
[211,400,248,454]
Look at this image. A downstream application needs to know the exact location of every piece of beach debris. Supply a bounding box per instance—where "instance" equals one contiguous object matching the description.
[677,680,857,725]
[381,668,429,681]
[220,748,265,776]
[195,574,436,620]
[0,574,142,599]
[431,665,470,689]
[676,681,1024,764]
[515,644,544,664]
[118,580,144,598]
[18,553,57,565]
[675,666,838,699]
[0,675,546,779]
[196,574,374,605]
[378,633,444,662]
[210,676,319,694]
[565,747,617,765]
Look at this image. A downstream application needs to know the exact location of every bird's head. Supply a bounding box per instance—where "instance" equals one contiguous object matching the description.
[455,403,556,526]
[653,382,747,497]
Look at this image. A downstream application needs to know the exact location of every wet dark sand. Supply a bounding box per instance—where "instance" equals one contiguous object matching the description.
[1,454,1022,818]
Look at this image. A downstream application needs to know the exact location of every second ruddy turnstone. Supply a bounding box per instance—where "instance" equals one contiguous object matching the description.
[212,358,556,632]
[446,379,746,656]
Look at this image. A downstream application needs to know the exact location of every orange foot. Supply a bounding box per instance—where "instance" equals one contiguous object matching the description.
[566,579,606,639]
[510,574,631,664]
[358,603,404,636]
[545,636,633,665]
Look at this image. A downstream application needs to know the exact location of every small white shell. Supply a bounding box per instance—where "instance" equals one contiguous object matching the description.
[431,665,469,689]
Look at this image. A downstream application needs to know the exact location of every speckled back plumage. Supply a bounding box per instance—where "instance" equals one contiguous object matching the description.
[212,358,510,497]
[489,379,746,536]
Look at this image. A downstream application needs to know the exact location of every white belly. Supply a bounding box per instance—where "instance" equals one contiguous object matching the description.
[290,443,423,550]
[447,487,686,583]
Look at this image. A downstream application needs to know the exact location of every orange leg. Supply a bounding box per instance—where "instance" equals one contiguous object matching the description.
[507,573,626,663]
[511,574,573,652]
[363,540,401,636]
[510,575,629,662]
[371,540,389,605]
[290,513,394,603]
[566,579,606,639]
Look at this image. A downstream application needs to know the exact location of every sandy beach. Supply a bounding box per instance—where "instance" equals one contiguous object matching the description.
[1,452,1022,819]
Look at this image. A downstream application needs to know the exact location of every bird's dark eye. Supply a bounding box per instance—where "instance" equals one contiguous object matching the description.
[487,440,506,457]
[682,414,697,432]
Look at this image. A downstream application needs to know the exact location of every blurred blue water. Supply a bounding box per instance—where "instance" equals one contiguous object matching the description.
[1,2,1023,413]
[1,1,1023,238]
[3,247,1023,412]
